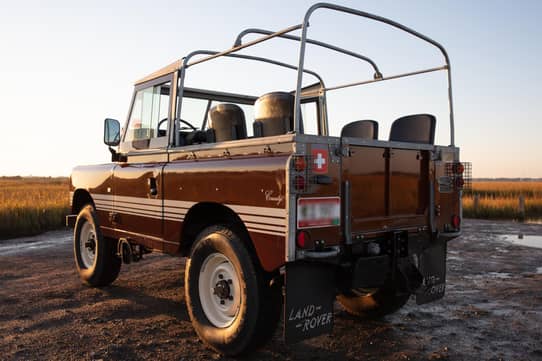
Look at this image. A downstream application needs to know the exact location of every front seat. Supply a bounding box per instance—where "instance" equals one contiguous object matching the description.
[207,103,247,142]
[253,92,297,137]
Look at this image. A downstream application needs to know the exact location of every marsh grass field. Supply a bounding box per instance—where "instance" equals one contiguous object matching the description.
[1,177,541,240]
[463,180,542,221]
[0,176,69,239]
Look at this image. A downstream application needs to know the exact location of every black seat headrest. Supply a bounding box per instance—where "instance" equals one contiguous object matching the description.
[341,120,378,139]
[389,114,436,144]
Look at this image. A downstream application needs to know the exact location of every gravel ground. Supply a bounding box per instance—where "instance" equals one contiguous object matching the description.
[0,219,541,361]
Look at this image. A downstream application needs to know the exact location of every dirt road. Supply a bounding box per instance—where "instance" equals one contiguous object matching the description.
[1,220,541,361]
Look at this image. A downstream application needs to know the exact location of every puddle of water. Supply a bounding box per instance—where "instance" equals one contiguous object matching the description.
[500,234,542,249]
[463,272,513,280]
[0,230,71,256]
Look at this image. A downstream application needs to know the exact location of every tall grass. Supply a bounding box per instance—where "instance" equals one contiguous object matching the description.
[463,181,542,220]
[0,177,70,239]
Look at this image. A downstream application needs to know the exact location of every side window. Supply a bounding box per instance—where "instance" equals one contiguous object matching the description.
[125,82,170,148]
[178,97,254,144]
[301,101,319,135]
[180,97,209,130]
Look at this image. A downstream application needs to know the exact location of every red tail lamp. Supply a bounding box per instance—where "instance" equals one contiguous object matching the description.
[454,163,465,174]
[451,215,461,229]
[455,177,465,188]
[296,230,309,248]
[294,156,306,172]
[294,175,306,191]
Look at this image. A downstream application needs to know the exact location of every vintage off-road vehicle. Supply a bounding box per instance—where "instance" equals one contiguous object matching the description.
[67,3,469,355]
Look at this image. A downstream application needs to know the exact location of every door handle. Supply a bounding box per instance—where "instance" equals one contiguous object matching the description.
[148,177,158,196]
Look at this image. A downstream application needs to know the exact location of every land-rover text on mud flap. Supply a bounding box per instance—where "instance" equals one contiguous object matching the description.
[67,2,470,355]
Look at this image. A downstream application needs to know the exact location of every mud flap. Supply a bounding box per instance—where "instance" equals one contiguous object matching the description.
[284,262,335,343]
[416,241,447,305]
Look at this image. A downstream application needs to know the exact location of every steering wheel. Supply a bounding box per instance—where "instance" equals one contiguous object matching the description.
[157,118,198,133]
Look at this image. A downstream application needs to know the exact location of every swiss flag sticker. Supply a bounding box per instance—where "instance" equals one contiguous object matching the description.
[311,148,328,174]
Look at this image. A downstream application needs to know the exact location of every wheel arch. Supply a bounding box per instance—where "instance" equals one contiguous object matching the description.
[72,189,95,214]
[180,202,262,270]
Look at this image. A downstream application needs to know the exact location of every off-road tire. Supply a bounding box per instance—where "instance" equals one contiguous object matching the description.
[74,204,121,287]
[185,225,281,355]
[337,284,410,319]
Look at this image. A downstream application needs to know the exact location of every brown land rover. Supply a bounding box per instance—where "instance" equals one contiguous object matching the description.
[67,3,469,355]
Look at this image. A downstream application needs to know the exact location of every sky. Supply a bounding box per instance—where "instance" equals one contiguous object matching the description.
[0,0,540,178]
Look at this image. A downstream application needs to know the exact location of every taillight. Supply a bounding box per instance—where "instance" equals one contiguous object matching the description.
[291,154,310,193]
[296,230,309,248]
[446,162,471,190]
[451,215,461,229]
[454,163,465,174]
[294,156,306,172]
[294,175,306,191]
[455,177,465,188]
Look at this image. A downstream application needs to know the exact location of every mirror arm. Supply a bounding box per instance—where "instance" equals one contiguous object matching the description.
[109,146,126,162]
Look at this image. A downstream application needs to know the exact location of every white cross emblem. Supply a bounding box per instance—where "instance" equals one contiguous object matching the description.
[314,152,326,169]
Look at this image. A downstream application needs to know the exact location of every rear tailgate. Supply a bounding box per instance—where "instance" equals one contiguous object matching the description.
[342,143,431,236]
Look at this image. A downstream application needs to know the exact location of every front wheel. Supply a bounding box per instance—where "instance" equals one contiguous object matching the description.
[73,204,121,287]
[184,225,281,355]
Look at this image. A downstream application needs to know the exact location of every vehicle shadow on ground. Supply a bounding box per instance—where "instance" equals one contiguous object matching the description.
[101,285,190,322]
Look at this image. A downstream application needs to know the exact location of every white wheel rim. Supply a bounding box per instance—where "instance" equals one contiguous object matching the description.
[198,253,241,328]
[79,221,96,269]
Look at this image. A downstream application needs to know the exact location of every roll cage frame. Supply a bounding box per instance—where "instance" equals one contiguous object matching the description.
[172,2,455,147]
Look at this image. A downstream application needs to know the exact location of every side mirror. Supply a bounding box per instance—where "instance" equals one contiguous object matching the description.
[104,118,121,146]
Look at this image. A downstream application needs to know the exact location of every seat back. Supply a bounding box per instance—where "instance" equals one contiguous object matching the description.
[389,114,436,144]
[340,120,379,139]
[253,92,295,137]
[207,103,247,142]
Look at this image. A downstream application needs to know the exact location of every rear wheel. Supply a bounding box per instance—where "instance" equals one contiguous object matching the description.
[74,204,121,287]
[337,284,410,319]
[185,225,281,355]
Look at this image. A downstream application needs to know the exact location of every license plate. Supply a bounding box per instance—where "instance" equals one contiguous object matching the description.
[297,197,340,229]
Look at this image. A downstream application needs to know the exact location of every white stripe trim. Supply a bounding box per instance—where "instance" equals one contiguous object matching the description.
[96,206,163,220]
[239,214,286,226]
[244,222,286,232]
[229,204,286,218]
[96,204,160,217]
[164,199,196,209]
[246,228,285,237]
[94,194,162,207]
[98,200,162,213]
[164,208,188,217]
[164,216,184,222]
[91,193,286,224]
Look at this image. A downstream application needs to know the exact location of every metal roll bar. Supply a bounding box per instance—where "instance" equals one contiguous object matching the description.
[294,2,455,145]
[233,28,382,80]
[174,50,325,146]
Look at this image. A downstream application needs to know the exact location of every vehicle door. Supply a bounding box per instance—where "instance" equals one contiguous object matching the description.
[113,75,173,249]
